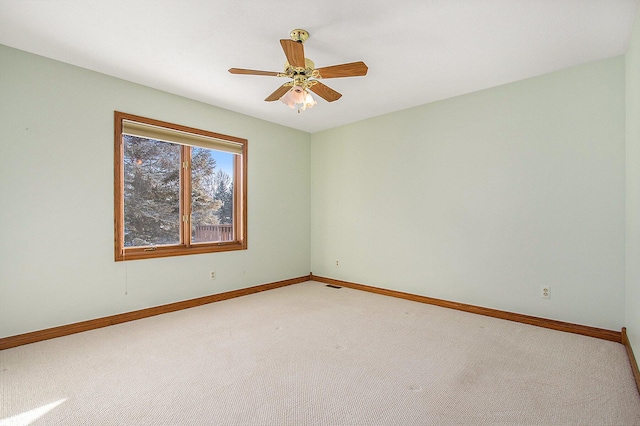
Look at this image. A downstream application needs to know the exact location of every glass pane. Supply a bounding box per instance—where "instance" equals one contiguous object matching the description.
[191,147,235,243]
[123,135,181,247]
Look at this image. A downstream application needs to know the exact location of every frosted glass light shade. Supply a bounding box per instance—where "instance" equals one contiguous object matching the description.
[280,85,316,112]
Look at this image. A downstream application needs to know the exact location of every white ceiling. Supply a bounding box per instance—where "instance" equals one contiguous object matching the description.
[1,1,638,133]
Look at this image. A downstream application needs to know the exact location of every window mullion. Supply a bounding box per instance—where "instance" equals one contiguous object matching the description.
[181,145,192,247]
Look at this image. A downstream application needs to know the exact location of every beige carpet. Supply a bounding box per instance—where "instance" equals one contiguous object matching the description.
[1,281,639,425]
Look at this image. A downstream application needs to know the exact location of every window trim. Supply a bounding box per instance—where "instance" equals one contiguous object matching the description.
[114,111,247,261]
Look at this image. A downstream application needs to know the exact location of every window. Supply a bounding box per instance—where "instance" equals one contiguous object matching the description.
[114,111,247,261]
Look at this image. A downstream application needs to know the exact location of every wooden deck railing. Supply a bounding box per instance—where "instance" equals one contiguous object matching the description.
[193,224,233,242]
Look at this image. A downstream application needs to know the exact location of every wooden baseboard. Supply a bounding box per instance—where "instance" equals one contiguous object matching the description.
[0,275,311,351]
[622,328,640,395]
[310,274,622,343]
[1,273,625,351]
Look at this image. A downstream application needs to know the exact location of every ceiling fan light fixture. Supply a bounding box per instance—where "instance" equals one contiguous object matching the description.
[280,85,316,113]
[229,28,367,111]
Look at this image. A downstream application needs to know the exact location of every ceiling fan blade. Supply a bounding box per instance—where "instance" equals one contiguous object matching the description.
[280,39,305,68]
[308,81,342,102]
[265,84,292,102]
[315,61,368,78]
[229,68,280,77]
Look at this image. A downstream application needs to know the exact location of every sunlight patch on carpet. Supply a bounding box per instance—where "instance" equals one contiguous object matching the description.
[0,398,66,426]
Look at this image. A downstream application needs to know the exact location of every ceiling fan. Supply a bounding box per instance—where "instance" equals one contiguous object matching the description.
[229,29,368,113]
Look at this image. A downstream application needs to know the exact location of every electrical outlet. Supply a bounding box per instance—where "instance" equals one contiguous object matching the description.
[541,286,550,299]
[210,271,216,280]
[335,260,339,268]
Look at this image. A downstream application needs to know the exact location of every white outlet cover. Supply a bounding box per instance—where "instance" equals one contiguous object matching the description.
[541,286,550,299]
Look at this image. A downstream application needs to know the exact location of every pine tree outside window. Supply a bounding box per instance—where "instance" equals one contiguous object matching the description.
[114,112,247,261]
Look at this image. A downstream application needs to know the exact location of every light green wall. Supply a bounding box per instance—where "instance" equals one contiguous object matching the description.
[311,57,626,330]
[627,9,640,354]
[0,40,634,339]
[0,45,311,338]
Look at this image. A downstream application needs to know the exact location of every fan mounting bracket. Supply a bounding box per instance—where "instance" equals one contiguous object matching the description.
[290,29,309,43]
